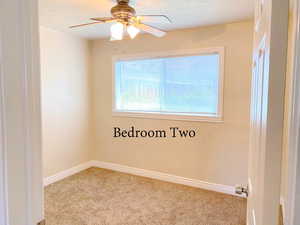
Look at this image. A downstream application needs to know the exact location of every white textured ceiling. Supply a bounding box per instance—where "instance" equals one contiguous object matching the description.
[39,0,254,39]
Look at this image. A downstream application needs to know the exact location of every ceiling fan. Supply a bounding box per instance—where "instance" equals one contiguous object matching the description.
[70,0,172,40]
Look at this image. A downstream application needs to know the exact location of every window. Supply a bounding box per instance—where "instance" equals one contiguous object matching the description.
[113,48,224,122]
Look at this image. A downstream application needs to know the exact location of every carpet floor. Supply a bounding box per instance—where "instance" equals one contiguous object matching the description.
[45,167,246,225]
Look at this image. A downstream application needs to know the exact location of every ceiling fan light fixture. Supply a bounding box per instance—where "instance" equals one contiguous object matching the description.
[70,0,170,40]
[127,25,140,39]
[110,22,125,40]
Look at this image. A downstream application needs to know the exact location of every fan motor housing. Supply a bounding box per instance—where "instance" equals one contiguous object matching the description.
[111,1,136,20]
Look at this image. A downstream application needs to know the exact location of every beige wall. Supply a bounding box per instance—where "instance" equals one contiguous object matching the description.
[40,27,93,177]
[91,21,253,186]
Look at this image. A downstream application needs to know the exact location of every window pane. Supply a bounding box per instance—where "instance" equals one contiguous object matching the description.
[163,55,219,114]
[115,59,162,111]
[115,53,220,115]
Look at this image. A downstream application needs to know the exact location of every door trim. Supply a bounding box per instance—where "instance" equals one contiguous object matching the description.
[0,32,9,225]
[287,0,300,224]
[0,0,43,224]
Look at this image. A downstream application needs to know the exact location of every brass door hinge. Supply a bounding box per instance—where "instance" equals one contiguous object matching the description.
[37,219,45,225]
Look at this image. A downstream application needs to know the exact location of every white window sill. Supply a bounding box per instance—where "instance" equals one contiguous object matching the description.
[112,110,224,123]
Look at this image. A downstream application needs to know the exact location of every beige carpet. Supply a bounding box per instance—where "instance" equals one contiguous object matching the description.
[45,167,246,225]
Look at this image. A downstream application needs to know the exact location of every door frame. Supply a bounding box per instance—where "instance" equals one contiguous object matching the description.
[0,39,9,225]
[0,0,43,224]
[286,0,300,224]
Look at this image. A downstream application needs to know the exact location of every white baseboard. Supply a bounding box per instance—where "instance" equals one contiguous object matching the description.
[44,160,242,197]
[91,161,241,197]
[44,161,94,186]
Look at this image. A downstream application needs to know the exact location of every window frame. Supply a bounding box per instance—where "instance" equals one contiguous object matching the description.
[112,47,225,122]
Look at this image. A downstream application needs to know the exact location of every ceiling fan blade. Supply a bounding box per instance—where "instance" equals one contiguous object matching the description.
[134,23,166,37]
[90,17,117,23]
[136,15,172,23]
[69,21,104,28]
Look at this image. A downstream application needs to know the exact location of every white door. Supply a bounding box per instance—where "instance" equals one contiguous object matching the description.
[248,0,289,224]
